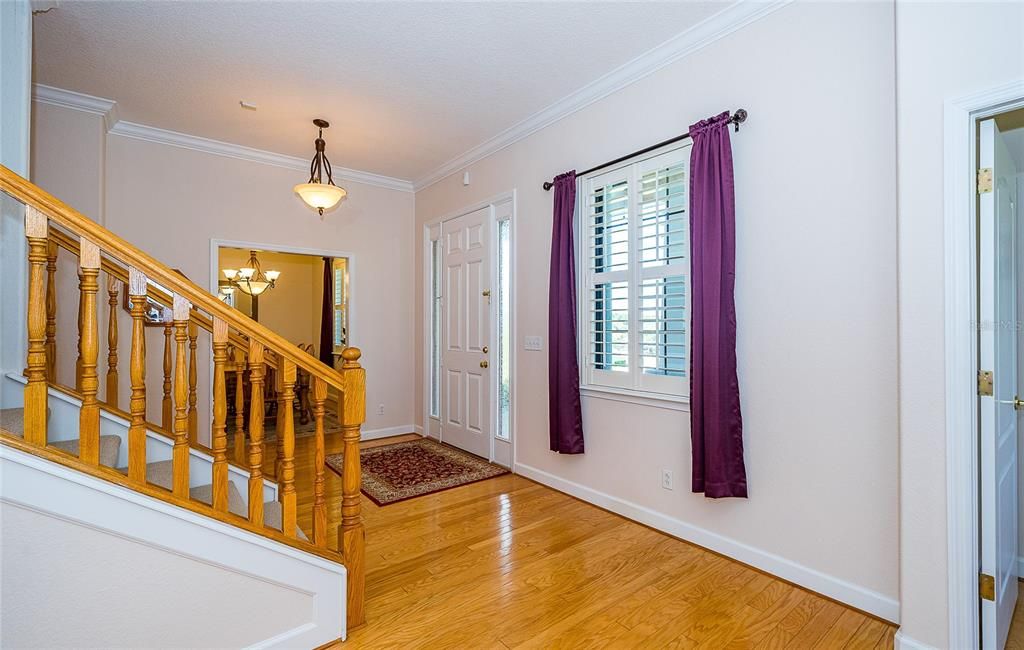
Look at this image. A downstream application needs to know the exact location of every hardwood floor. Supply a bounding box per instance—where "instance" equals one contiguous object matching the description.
[1009,583,1024,650]
[259,433,896,649]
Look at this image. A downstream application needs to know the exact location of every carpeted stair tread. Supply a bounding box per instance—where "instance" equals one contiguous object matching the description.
[263,500,308,541]
[1,407,120,467]
[50,435,122,468]
[135,460,307,540]
[1,407,27,435]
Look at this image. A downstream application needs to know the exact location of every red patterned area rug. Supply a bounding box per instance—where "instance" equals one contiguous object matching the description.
[325,438,509,506]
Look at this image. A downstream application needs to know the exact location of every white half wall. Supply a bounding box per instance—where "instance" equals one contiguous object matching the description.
[0,444,345,649]
[415,1,899,619]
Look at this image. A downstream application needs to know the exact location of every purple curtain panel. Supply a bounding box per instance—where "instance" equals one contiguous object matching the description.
[319,257,334,367]
[548,171,585,454]
[688,112,747,498]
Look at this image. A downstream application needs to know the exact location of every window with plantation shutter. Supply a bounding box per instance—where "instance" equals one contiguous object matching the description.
[579,144,690,400]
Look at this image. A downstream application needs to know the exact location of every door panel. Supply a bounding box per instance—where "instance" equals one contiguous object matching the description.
[980,118,1018,650]
[440,206,492,459]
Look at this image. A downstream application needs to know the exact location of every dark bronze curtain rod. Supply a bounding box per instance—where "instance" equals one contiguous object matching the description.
[542,109,747,191]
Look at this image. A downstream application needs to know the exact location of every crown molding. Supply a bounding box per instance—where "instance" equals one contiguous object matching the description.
[107,120,414,192]
[30,83,414,193]
[411,0,791,192]
[33,83,120,131]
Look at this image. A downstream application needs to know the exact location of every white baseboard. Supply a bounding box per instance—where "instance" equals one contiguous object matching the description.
[360,424,418,441]
[513,461,900,623]
[893,629,938,650]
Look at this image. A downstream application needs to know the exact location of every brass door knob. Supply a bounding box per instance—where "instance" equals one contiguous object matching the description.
[480,360,489,369]
[482,346,489,354]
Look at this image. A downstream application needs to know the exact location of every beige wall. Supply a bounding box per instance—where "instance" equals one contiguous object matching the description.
[895,2,1024,647]
[30,105,417,439]
[415,1,899,617]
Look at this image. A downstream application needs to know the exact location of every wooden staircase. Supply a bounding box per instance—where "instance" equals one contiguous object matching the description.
[0,165,366,633]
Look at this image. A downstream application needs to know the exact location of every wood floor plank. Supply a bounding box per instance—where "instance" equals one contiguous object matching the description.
[283,432,895,649]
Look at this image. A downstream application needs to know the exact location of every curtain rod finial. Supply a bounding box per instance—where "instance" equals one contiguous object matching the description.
[732,109,748,132]
[543,181,554,191]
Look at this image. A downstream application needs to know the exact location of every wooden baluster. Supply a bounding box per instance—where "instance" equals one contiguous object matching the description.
[127,267,148,483]
[106,276,120,408]
[78,238,101,464]
[247,341,266,525]
[275,357,285,479]
[311,375,327,547]
[45,239,57,382]
[187,320,198,444]
[211,319,229,512]
[172,295,190,498]
[279,360,297,536]
[232,346,247,467]
[23,208,48,446]
[161,313,173,429]
[338,347,366,628]
[75,268,83,391]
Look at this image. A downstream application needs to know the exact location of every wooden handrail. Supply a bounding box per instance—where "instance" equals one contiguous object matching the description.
[0,166,336,388]
[48,227,273,370]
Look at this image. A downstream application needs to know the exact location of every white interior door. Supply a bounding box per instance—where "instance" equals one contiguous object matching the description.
[440,207,492,459]
[980,117,1019,650]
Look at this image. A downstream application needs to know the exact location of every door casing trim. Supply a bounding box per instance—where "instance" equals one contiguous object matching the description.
[943,80,1024,650]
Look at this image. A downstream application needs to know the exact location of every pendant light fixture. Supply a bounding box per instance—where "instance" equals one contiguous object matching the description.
[294,118,347,216]
[222,250,281,296]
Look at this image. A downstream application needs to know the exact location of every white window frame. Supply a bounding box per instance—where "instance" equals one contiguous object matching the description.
[577,143,691,407]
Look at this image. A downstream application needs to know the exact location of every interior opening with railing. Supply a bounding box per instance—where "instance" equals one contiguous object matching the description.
[0,164,366,635]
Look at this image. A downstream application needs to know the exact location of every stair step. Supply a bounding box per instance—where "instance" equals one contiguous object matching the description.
[5,408,309,542]
[129,460,307,541]
[2,407,121,468]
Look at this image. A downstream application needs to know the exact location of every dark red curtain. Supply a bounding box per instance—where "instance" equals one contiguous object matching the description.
[548,171,585,454]
[319,257,334,367]
[689,112,746,498]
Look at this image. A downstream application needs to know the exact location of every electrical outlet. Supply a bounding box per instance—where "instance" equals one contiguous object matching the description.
[661,469,674,491]
[524,335,543,351]
[377,403,384,416]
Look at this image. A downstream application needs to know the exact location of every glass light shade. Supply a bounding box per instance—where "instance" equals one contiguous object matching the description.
[238,267,255,280]
[220,286,235,295]
[294,182,346,211]
[265,270,281,281]
[246,281,270,296]
[223,269,238,280]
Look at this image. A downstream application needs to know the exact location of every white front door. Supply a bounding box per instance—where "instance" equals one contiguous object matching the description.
[980,117,1019,650]
[440,206,492,459]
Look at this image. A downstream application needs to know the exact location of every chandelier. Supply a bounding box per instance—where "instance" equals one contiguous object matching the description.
[294,118,347,216]
[222,250,281,296]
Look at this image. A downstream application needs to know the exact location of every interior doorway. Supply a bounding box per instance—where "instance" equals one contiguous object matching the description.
[424,194,515,467]
[977,110,1023,650]
[947,100,1024,650]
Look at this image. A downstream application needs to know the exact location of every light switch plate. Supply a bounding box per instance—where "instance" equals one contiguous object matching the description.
[523,336,543,351]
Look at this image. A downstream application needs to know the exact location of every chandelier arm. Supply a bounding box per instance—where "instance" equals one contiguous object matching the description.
[323,155,334,186]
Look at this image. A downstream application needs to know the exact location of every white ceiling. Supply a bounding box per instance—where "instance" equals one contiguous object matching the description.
[32,1,726,183]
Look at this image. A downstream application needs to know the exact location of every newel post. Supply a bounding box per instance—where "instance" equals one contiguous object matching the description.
[338,347,366,629]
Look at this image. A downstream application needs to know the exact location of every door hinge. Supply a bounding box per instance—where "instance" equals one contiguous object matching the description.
[978,168,993,194]
[980,572,995,601]
[979,370,994,396]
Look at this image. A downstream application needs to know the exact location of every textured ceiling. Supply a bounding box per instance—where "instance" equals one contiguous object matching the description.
[32,1,724,182]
